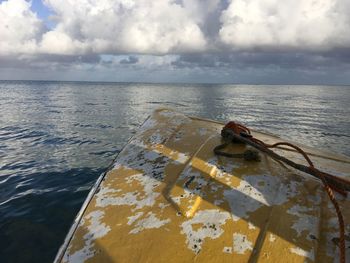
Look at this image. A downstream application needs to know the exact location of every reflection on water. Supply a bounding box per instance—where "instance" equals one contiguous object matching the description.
[0,81,349,262]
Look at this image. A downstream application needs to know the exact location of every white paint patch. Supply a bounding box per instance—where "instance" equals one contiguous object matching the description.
[174,152,190,164]
[64,210,110,263]
[198,127,208,136]
[171,187,194,206]
[325,215,344,259]
[144,151,161,161]
[112,139,170,182]
[224,176,269,221]
[95,173,161,211]
[224,174,298,221]
[129,212,171,234]
[171,168,205,207]
[248,222,256,230]
[223,246,233,254]
[290,247,315,261]
[287,205,318,238]
[269,234,276,242]
[233,233,253,255]
[273,179,300,205]
[148,132,164,145]
[127,212,143,225]
[85,211,111,238]
[158,203,170,209]
[181,209,231,254]
[214,199,224,206]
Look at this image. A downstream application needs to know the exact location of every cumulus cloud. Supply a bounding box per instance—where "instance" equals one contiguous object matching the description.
[40,0,207,54]
[1,0,350,83]
[1,0,350,57]
[0,0,46,55]
[219,0,350,50]
[0,0,208,56]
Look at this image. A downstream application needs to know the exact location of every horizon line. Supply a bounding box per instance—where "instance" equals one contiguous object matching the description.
[0,79,349,86]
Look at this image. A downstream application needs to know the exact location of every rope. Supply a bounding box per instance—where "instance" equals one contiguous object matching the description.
[215,121,348,263]
[213,142,261,161]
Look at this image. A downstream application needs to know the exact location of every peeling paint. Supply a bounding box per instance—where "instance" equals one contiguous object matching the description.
[224,175,271,221]
[287,205,318,238]
[64,211,110,263]
[224,174,300,221]
[173,152,190,164]
[158,203,170,209]
[96,173,161,211]
[129,212,170,234]
[290,247,315,261]
[148,132,165,145]
[214,199,224,206]
[248,222,256,230]
[144,151,161,161]
[181,210,230,254]
[58,109,350,263]
[233,233,253,255]
[127,212,143,225]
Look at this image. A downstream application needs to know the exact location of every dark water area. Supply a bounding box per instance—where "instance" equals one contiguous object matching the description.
[0,81,349,262]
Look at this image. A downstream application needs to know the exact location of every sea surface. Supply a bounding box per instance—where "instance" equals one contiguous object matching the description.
[0,81,349,262]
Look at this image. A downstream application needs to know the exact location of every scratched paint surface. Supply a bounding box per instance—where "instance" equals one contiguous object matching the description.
[60,109,350,263]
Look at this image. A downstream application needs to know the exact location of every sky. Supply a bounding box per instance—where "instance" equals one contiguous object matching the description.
[0,0,350,84]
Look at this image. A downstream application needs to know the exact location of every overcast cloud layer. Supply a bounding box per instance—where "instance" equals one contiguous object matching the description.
[1,0,350,83]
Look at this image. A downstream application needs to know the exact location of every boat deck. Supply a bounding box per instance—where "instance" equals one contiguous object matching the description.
[56,109,350,263]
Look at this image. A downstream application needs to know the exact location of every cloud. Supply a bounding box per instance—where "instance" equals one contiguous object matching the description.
[168,51,350,84]
[0,0,46,55]
[1,0,350,57]
[219,0,350,50]
[40,0,207,54]
[1,0,208,56]
[171,51,350,70]
[120,56,139,64]
[1,52,350,84]
[1,0,350,83]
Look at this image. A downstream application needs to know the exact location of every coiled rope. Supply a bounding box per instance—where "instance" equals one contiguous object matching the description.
[214,121,349,263]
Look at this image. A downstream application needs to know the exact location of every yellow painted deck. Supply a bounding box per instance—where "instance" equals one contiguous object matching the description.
[55,109,350,263]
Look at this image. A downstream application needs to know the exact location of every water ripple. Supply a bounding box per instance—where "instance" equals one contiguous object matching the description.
[0,81,349,262]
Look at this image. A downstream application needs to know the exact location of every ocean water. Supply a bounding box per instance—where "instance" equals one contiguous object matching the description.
[0,81,349,262]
